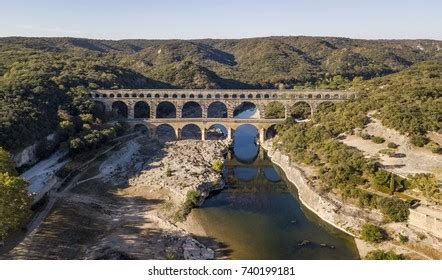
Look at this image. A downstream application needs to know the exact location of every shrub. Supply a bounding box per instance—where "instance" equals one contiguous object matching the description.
[361,133,372,140]
[174,190,201,222]
[360,224,386,243]
[407,173,441,201]
[410,134,429,147]
[387,142,398,149]
[376,197,409,222]
[371,136,385,144]
[365,250,406,260]
[211,159,223,173]
[398,233,409,243]
[166,167,172,177]
[378,149,396,157]
[426,141,441,154]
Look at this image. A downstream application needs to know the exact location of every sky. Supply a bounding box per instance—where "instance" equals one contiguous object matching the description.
[0,0,441,40]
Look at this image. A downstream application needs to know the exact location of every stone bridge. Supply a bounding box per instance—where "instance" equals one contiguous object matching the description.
[89,89,356,143]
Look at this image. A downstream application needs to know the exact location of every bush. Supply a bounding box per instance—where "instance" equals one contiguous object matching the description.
[378,149,396,157]
[426,141,441,154]
[211,159,223,173]
[175,190,201,222]
[166,167,172,177]
[361,133,372,140]
[371,136,385,144]
[376,197,409,222]
[365,250,406,260]
[387,142,398,149]
[360,224,386,243]
[398,233,409,243]
[410,134,429,147]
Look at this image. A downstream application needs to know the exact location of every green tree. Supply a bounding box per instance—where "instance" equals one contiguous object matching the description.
[0,148,32,240]
[211,159,224,173]
[360,224,386,243]
[365,250,406,260]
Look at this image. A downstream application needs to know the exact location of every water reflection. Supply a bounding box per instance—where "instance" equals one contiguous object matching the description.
[233,124,258,163]
[193,125,359,260]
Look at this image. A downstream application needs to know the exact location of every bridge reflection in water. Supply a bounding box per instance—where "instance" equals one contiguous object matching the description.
[193,130,359,260]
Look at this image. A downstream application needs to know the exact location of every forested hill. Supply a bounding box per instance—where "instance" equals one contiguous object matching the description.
[1,36,441,88]
[0,36,441,152]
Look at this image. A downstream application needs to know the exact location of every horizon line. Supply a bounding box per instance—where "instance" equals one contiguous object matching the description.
[1,34,441,42]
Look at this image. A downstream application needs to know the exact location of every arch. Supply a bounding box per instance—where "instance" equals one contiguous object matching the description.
[206,124,227,140]
[155,94,160,98]
[215,94,221,99]
[163,94,169,98]
[182,101,202,118]
[189,94,195,98]
[265,124,278,139]
[124,93,129,98]
[156,124,176,141]
[102,94,107,98]
[263,167,282,183]
[234,101,259,119]
[131,93,137,98]
[145,94,150,98]
[92,101,106,120]
[181,94,186,98]
[317,101,336,113]
[133,124,149,135]
[264,94,270,99]
[233,167,259,182]
[223,94,229,98]
[264,101,285,119]
[307,94,313,99]
[156,101,176,118]
[256,94,261,98]
[240,94,246,99]
[206,94,212,98]
[94,93,99,98]
[198,94,203,98]
[110,94,115,98]
[247,94,253,98]
[325,94,331,99]
[134,101,150,118]
[181,124,202,140]
[207,101,227,118]
[117,94,122,98]
[112,101,128,118]
[334,94,339,99]
[172,94,178,98]
[233,124,259,163]
[290,101,312,120]
[316,94,322,99]
[232,94,238,98]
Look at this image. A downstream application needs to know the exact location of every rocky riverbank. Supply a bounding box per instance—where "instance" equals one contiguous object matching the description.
[263,141,442,259]
[5,136,229,260]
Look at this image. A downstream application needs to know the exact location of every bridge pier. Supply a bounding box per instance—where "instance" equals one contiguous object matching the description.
[175,128,181,140]
[201,128,206,141]
[227,127,233,141]
[259,127,266,145]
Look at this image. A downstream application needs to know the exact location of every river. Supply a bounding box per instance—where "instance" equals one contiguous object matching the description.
[192,122,360,259]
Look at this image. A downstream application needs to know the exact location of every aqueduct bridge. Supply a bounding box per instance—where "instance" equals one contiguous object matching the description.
[90,89,357,143]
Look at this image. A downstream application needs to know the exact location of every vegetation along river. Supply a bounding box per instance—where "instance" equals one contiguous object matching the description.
[193,124,360,259]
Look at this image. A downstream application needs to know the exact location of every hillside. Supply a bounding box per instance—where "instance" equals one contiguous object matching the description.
[0,36,441,151]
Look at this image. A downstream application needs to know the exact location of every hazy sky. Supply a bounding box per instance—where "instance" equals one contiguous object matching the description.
[0,0,441,40]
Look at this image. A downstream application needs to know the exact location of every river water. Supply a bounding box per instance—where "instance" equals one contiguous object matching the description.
[193,123,359,259]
